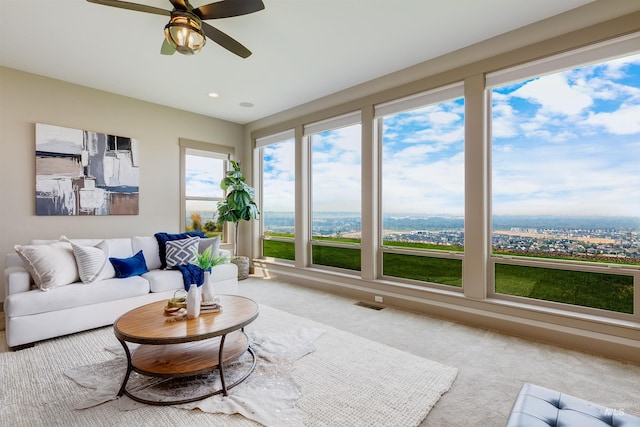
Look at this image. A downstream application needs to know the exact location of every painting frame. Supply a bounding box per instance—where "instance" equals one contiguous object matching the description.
[35,123,139,216]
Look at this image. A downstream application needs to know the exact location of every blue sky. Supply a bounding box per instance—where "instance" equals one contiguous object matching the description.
[381,99,465,215]
[184,154,225,218]
[492,53,640,217]
[244,52,640,219]
[262,141,295,213]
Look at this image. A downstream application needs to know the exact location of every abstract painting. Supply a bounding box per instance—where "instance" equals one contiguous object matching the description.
[35,123,139,215]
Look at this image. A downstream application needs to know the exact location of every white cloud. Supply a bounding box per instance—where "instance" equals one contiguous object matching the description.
[428,111,461,126]
[491,103,518,138]
[584,104,640,135]
[382,145,464,215]
[511,73,593,116]
[185,156,224,198]
[490,55,640,216]
[492,139,640,216]
[311,124,362,211]
[262,140,295,212]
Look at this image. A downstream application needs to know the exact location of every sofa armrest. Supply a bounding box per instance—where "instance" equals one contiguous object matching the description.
[219,248,231,260]
[4,266,32,298]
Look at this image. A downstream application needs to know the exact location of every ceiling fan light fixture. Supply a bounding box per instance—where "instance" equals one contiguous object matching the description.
[164,11,206,55]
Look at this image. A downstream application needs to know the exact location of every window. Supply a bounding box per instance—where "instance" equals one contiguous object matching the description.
[376,83,465,287]
[250,31,640,328]
[180,139,234,238]
[305,113,362,271]
[489,42,640,314]
[257,130,296,261]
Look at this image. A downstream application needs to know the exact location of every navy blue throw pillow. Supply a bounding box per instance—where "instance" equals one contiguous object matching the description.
[154,231,205,269]
[110,250,149,278]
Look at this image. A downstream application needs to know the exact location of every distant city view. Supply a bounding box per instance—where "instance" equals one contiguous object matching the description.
[264,212,640,261]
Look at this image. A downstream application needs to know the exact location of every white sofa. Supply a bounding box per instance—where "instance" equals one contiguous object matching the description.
[3,236,238,349]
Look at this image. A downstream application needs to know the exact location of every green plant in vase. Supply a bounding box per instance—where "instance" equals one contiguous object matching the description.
[192,245,228,271]
[191,245,228,302]
[217,160,260,279]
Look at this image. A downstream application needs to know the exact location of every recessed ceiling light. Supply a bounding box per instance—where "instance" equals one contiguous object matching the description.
[208,92,219,98]
[239,102,254,108]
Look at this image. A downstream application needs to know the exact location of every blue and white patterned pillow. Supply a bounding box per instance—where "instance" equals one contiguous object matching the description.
[165,236,199,268]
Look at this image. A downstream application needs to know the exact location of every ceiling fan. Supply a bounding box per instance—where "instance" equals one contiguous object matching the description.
[87,0,265,57]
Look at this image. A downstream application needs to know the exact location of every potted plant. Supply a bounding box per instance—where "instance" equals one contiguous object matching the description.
[191,245,228,302]
[217,160,260,279]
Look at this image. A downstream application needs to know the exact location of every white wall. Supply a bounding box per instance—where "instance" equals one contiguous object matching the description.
[0,66,243,293]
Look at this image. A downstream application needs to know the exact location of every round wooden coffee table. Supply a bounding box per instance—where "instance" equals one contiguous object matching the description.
[113,294,259,405]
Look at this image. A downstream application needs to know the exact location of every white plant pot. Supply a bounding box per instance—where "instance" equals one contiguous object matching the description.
[186,283,201,319]
[201,271,215,303]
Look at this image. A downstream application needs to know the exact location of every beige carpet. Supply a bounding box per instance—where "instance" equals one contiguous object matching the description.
[238,277,640,426]
[0,304,457,426]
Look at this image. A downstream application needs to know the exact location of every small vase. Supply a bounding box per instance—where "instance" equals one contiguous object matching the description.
[186,283,201,319]
[201,270,215,303]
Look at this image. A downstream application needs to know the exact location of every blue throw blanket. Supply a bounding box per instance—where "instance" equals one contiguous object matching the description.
[174,264,204,290]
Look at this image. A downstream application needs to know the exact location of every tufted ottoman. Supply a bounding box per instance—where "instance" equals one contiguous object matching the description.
[504,383,640,426]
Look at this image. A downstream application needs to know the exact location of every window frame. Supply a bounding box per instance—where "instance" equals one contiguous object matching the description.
[375,82,466,290]
[256,130,296,262]
[304,112,363,272]
[179,138,234,242]
[485,34,640,320]
[248,29,640,329]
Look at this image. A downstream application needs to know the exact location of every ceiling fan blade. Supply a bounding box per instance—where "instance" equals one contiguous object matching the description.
[202,22,252,58]
[86,0,170,16]
[194,0,265,20]
[168,0,188,11]
[160,39,176,55]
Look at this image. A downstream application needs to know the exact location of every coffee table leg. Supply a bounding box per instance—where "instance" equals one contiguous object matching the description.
[117,338,133,397]
[218,334,228,396]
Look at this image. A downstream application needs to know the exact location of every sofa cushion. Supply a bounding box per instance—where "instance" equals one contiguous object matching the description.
[14,242,79,291]
[61,237,109,284]
[110,250,149,278]
[4,276,150,317]
[141,263,236,293]
[209,263,238,283]
[132,236,161,270]
[142,269,184,293]
[165,236,199,268]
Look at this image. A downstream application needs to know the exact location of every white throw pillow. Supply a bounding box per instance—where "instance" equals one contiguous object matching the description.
[132,236,161,270]
[165,236,199,268]
[14,242,80,291]
[61,236,109,284]
[198,236,221,256]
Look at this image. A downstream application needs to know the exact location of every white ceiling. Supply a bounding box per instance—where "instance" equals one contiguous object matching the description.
[0,0,598,124]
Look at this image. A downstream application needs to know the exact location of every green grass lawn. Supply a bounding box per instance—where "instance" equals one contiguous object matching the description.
[312,245,361,271]
[495,264,634,314]
[383,253,462,287]
[263,239,295,260]
[262,237,634,313]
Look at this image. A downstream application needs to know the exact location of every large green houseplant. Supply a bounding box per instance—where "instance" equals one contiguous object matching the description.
[217,160,260,279]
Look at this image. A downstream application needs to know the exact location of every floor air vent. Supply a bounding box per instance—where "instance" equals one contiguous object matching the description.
[355,301,384,310]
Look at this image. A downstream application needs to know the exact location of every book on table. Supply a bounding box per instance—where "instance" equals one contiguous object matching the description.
[200,302,222,313]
